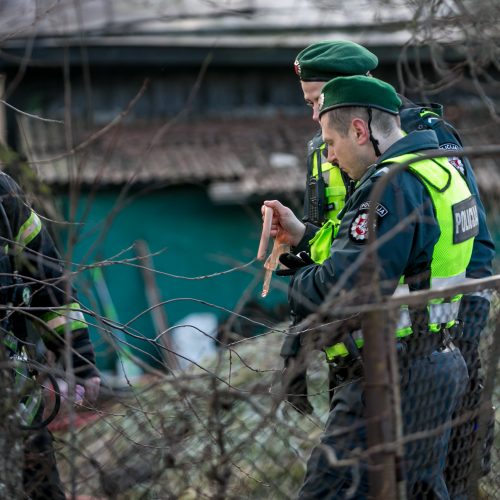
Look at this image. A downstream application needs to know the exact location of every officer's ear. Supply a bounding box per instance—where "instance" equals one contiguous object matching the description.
[351,118,370,145]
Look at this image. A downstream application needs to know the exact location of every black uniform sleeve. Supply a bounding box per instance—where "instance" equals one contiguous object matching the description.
[0,173,98,380]
[289,171,440,319]
[291,222,320,254]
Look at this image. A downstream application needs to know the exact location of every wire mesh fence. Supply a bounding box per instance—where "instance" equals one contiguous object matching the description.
[0,150,498,498]
[4,275,490,499]
[2,1,500,497]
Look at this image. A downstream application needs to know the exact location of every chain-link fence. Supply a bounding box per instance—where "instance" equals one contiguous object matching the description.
[0,149,498,499]
[39,277,497,500]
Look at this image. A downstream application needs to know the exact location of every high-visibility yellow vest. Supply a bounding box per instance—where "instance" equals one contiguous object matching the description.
[324,153,477,361]
[308,143,346,263]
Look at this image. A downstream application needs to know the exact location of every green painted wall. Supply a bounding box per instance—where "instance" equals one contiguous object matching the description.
[58,187,500,375]
[59,185,288,372]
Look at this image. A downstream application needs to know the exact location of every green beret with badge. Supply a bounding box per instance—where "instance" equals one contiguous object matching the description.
[294,40,378,81]
[318,75,402,117]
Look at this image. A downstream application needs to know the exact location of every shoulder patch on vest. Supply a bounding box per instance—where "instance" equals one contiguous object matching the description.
[453,196,479,244]
[440,142,459,151]
[440,143,465,175]
[448,156,465,176]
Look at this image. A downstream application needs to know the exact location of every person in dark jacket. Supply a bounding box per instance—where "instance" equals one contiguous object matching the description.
[265,75,471,499]
[0,170,100,500]
[290,41,495,497]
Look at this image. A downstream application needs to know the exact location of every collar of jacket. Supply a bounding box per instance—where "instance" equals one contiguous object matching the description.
[354,130,439,188]
[309,129,324,150]
[399,102,444,132]
[379,130,439,162]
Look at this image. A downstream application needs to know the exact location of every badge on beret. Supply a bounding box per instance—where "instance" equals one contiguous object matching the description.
[318,92,325,110]
[294,59,301,76]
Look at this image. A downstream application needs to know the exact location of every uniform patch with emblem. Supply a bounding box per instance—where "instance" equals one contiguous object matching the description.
[350,212,369,242]
[440,142,459,151]
[453,196,479,244]
[358,201,389,218]
[448,156,465,176]
[349,202,389,243]
[440,143,465,175]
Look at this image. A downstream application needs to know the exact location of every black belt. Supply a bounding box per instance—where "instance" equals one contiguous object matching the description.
[397,329,453,359]
[328,329,455,382]
[329,359,363,385]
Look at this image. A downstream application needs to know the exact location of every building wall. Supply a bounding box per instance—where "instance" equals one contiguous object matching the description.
[4,45,499,374]
[59,185,288,372]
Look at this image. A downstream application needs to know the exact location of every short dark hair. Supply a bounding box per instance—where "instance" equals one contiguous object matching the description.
[327,107,398,137]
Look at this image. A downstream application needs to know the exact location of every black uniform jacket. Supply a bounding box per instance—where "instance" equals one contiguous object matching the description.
[289,130,448,320]
[0,172,97,379]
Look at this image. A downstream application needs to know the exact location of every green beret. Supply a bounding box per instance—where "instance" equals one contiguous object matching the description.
[318,76,402,117]
[294,40,378,81]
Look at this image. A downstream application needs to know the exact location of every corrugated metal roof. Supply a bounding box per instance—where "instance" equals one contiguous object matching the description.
[19,111,500,202]
[0,0,412,49]
[0,0,411,34]
[20,115,317,199]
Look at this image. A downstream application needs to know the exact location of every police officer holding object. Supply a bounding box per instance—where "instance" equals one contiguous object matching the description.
[290,41,495,496]
[292,40,494,273]
[0,170,100,499]
[279,41,379,412]
[264,75,472,498]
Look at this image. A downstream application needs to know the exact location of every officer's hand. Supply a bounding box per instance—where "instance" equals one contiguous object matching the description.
[262,200,306,247]
[83,376,101,405]
[43,378,85,418]
[282,358,313,415]
[276,251,314,276]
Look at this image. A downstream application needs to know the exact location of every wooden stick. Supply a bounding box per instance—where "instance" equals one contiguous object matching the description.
[135,240,180,371]
[257,206,273,261]
[261,240,289,298]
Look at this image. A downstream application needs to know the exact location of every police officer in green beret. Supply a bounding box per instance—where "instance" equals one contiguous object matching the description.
[265,75,472,498]
[286,40,495,498]
[293,40,378,258]
[277,41,380,415]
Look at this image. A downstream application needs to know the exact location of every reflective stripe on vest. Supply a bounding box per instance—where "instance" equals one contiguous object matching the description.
[13,210,42,254]
[40,302,87,337]
[394,274,465,332]
[324,153,476,362]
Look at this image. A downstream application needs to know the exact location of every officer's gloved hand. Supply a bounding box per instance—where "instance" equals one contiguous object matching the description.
[276,251,314,276]
[282,357,313,415]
